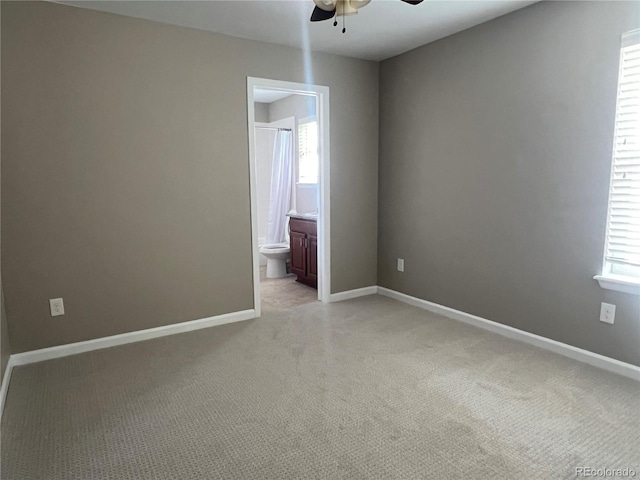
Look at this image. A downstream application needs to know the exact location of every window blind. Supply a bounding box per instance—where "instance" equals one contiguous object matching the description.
[298,122,313,159]
[298,120,319,184]
[605,30,640,270]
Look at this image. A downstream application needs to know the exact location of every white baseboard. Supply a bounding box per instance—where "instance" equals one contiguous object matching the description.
[2,287,637,420]
[0,357,16,420]
[10,309,256,367]
[329,286,378,303]
[1,309,256,420]
[377,287,640,381]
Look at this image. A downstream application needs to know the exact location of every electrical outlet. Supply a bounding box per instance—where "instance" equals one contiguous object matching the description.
[397,258,405,272]
[49,298,65,317]
[599,302,615,324]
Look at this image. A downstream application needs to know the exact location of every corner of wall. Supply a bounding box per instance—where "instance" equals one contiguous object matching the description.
[1,287,12,384]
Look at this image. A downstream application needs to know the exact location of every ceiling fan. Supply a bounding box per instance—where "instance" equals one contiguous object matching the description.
[310,0,424,32]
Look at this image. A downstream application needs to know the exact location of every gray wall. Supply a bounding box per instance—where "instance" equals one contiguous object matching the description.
[268,95,316,124]
[254,102,269,123]
[2,1,379,353]
[0,0,8,381]
[1,291,9,381]
[378,1,640,365]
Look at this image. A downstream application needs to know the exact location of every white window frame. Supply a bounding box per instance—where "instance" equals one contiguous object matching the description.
[594,29,640,295]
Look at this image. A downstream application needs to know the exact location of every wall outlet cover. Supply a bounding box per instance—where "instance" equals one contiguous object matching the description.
[397,258,405,272]
[599,302,615,324]
[49,298,65,317]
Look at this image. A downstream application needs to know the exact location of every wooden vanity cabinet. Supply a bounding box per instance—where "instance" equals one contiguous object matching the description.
[289,217,317,289]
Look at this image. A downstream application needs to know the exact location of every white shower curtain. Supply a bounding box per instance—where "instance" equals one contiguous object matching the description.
[266,130,293,244]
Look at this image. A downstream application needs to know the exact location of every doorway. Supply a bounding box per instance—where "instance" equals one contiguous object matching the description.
[247,77,330,316]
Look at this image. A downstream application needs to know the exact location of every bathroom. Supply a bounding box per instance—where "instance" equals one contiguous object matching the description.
[253,89,320,310]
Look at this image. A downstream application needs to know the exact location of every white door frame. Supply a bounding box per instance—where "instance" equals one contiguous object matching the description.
[247,77,331,316]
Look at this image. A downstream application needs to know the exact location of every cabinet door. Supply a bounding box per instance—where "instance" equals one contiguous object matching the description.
[306,235,318,288]
[290,232,306,279]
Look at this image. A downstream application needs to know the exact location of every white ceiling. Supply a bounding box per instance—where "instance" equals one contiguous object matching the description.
[254,89,294,104]
[58,0,537,61]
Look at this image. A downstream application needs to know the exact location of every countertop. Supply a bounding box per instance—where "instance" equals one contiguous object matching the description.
[287,213,318,221]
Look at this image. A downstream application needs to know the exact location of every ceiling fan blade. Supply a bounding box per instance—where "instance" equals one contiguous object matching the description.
[310,5,336,22]
[401,0,424,4]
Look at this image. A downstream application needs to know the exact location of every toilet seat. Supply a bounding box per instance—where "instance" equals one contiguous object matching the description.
[259,243,289,254]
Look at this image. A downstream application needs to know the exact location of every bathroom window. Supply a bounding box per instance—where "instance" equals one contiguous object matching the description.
[595,29,640,294]
[298,117,319,184]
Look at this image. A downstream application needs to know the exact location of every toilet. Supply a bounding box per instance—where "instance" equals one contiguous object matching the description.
[259,243,290,278]
[259,217,291,278]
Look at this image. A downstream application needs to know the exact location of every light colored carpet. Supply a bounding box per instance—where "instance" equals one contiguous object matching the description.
[2,295,639,479]
[259,266,318,312]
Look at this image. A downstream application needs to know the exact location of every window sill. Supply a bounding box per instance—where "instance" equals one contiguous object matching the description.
[594,274,640,295]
